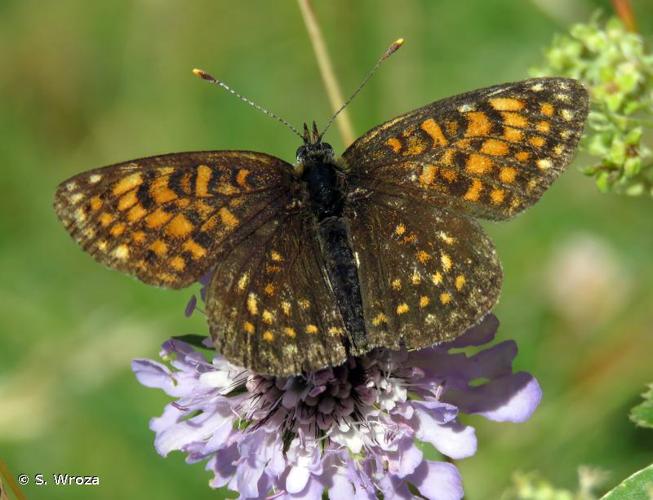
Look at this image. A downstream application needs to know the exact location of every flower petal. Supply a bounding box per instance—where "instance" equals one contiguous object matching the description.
[207,444,238,488]
[454,373,542,422]
[446,313,498,348]
[154,409,234,457]
[132,359,174,392]
[288,476,324,499]
[329,472,356,499]
[329,424,364,454]
[235,459,265,498]
[203,414,237,453]
[467,340,517,379]
[415,409,477,459]
[199,370,233,391]
[378,474,413,499]
[389,442,424,478]
[413,400,459,424]
[150,404,184,435]
[286,466,311,494]
[409,461,463,500]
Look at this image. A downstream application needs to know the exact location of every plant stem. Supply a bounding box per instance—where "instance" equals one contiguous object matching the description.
[611,0,638,32]
[0,459,27,500]
[297,0,355,146]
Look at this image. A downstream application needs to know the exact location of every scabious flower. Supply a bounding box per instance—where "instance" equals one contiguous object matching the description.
[132,313,541,499]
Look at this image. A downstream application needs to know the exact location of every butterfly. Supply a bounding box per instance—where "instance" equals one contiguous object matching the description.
[54,76,588,376]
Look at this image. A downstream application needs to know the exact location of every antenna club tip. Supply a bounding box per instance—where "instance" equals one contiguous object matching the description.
[383,38,405,59]
[192,68,214,81]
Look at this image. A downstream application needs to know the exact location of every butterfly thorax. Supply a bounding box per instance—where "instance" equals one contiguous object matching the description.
[296,139,368,353]
[297,142,344,220]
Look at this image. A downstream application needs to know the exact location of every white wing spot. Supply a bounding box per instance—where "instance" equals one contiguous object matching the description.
[89,174,103,184]
[113,244,129,259]
[561,109,574,121]
[69,193,85,204]
[537,159,553,170]
[74,208,87,222]
[283,345,298,356]
[438,231,455,245]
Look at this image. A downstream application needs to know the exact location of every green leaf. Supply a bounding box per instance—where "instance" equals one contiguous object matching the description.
[596,171,612,192]
[608,137,627,165]
[601,464,653,499]
[625,182,645,196]
[623,157,642,178]
[624,127,643,146]
[630,384,653,429]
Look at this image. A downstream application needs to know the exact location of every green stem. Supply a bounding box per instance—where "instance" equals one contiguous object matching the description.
[296,0,356,146]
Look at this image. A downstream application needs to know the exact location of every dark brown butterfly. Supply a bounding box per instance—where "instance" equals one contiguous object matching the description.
[54,74,588,376]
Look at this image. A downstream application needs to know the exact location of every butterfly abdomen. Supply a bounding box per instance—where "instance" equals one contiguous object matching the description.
[301,158,368,353]
[318,218,368,352]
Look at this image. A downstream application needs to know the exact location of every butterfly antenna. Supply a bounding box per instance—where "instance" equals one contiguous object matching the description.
[192,68,304,140]
[319,37,405,141]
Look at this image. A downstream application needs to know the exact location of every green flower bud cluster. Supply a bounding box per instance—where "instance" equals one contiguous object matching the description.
[502,468,608,500]
[532,16,653,196]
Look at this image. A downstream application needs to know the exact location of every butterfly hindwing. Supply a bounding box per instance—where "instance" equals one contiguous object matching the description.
[54,151,292,288]
[346,192,502,352]
[343,77,589,220]
[206,210,348,376]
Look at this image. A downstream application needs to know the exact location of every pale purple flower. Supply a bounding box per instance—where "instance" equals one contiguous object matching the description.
[184,272,211,317]
[132,313,541,499]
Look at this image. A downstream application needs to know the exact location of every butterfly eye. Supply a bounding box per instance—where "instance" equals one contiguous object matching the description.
[295,145,308,163]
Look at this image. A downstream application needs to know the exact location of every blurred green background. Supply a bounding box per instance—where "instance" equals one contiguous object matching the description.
[1,0,652,498]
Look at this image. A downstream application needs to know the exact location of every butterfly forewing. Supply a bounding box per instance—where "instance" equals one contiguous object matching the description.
[346,192,501,352]
[54,151,292,288]
[343,77,588,220]
[206,209,348,376]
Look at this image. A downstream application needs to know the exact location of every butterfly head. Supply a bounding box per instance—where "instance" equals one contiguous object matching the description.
[296,121,334,167]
